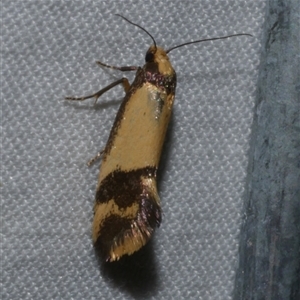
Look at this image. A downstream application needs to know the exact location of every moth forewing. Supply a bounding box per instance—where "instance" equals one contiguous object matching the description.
[92,46,176,262]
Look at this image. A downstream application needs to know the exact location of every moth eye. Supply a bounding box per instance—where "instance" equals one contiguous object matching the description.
[145,52,154,62]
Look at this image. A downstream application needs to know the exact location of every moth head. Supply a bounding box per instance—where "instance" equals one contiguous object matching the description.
[145,45,173,76]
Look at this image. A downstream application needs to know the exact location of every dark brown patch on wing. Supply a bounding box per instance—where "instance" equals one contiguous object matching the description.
[138,196,162,229]
[145,70,177,95]
[96,214,132,247]
[94,214,132,260]
[95,167,157,208]
[94,192,161,261]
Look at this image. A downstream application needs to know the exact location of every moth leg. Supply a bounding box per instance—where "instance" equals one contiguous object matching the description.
[87,150,104,167]
[65,78,131,104]
[96,60,138,72]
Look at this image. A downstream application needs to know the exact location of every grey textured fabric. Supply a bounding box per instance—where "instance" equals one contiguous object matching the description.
[2,1,265,299]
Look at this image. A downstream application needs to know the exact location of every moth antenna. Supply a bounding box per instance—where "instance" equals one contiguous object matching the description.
[166,33,253,53]
[115,14,157,50]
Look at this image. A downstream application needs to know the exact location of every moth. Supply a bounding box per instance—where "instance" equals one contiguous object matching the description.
[66,14,251,262]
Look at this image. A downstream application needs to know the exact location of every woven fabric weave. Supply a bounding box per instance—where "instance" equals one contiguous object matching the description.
[2,1,265,299]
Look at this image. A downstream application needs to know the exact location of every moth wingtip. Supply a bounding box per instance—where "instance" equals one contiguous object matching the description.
[94,200,161,262]
[95,226,154,262]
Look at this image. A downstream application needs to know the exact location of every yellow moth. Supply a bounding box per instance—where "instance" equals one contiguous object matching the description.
[66,14,251,262]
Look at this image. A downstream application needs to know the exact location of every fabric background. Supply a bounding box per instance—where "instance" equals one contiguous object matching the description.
[2,1,266,299]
